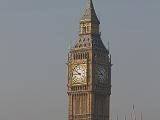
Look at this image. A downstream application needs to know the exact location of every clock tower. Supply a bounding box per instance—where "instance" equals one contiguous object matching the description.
[67,0,112,120]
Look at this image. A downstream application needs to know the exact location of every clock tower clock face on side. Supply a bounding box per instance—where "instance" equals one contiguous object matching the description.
[72,64,87,85]
[97,65,106,83]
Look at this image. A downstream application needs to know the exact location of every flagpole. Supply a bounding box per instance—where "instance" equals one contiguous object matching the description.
[117,114,119,120]
[141,112,143,120]
[131,112,133,120]
[124,115,127,120]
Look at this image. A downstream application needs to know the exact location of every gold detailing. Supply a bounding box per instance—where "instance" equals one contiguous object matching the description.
[71,64,87,86]
[80,22,91,34]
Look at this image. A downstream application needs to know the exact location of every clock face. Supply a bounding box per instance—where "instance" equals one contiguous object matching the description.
[97,65,106,82]
[72,65,86,84]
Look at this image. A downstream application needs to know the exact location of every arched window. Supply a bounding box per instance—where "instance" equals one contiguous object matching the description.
[82,27,86,33]
[86,26,90,33]
[74,54,75,60]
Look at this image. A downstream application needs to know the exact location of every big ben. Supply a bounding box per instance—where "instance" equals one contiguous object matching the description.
[67,0,112,120]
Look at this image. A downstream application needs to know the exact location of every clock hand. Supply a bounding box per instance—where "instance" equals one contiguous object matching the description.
[73,73,78,75]
[75,70,81,75]
[98,71,103,76]
[74,71,81,76]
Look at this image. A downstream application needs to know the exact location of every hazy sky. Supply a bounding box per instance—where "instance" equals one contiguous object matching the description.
[0,0,160,120]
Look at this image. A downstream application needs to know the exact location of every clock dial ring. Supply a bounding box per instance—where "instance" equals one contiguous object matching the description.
[72,64,87,84]
[97,65,106,83]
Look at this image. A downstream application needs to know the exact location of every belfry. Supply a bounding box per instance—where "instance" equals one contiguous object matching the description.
[67,0,112,119]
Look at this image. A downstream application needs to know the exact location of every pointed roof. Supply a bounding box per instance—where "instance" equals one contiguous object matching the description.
[72,0,108,52]
[81,0,100,24]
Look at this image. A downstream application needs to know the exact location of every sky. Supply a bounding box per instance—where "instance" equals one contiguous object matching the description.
[0,0,160,120]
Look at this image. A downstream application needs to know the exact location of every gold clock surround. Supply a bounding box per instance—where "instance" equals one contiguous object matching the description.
[71,64,87,86]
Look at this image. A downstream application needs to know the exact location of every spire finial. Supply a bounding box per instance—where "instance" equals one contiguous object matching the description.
[81,0,100,23]
[108,41,110,53]
[132,104,136,120]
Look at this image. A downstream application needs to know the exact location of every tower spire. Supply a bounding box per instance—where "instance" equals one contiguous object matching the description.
[74,0,107,50]
[81,0,100,24]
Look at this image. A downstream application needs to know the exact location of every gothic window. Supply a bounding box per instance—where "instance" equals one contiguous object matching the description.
[83,53,85,59]
[82,27,86,34]
[85,53,87,59]
[80,54,82,59]
[76,54,78,59]
[86,26,90,33]
[75,95,79,114]
[79,44,83,48]
[85,52,89,59]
